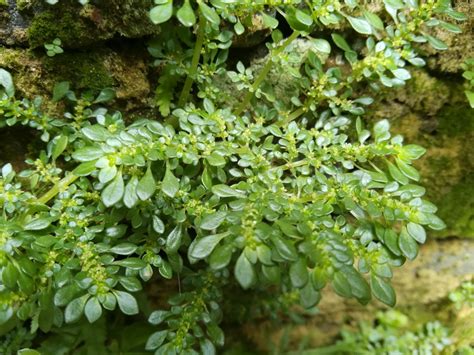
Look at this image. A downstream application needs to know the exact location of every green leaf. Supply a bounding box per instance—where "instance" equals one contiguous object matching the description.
[152,215,165,234]
[18,350,41,355]
[396,159,420,181]
[82,125,111,142]
[0,68,14,97]
[234,252,255,289]
[110,243,137,255]
[272,236,297,261]
[72,147,104,162]
[52,135,68,160]
[295,9,313,27]
[146,330,168,351]
[84,297,102,323]
[148,310,168,325]
[54,285,77,307]
[137,167,156,200]
[102,172,124,207]
[114,258,147,270]
[206,152,226,167]
[347,16,372,34]
[332,271,352,298]
[290,258,309,288]
[262,12,279,29]
[387,161,409,185]
[189,232,229,260]
[124,176,139,208]
[24,217,51,230]
[234,20,244,35]
[371,274,396,306]
[199,211,226,230]
[114,291,139,315]
[364,11,384,30]
[384,229,402,256]
[165,224,183,253]
[426,35,448,50]
[402,144,426,160]
[311,268,327,290]
[312,38,331,54]
[398,228,419,260]
[209,243,233,270]
[200,338,216,355]
[211,184,245,198]
[407,222,426,244]
[331,34,352,52]
[162,165,179,198]
[65,294,89,323]
[299,282,321,308]
[94,88,115,103]
[199,2,220,25]
[119,276,142,292]
[176,0,196,27]
[149,1,173,25]
[2,263,18,289]
[73,161,97,176]
[52,81,69,102]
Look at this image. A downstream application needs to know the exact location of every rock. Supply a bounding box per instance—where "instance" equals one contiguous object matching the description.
[1,0,159,48]
[0,47,150,106]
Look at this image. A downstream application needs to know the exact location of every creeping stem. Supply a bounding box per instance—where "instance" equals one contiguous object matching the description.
[37,173,79,205]
[178,15,207,107]
[235,30,300,116]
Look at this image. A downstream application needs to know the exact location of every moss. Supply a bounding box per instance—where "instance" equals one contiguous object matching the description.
[28,7,110,48]
[435,175,474,238]
[87,0,160,38]
[437,101,474,137]
[43,51,114,90]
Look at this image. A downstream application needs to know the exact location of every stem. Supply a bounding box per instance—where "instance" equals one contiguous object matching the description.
[178,15,206,107]
[37,173,79,205]
[279,106,307,127]
[235,30,300,115]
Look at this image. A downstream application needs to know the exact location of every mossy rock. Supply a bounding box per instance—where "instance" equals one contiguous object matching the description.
[27,6,110,48]
[0,46,150,105]
[26,0,159,49]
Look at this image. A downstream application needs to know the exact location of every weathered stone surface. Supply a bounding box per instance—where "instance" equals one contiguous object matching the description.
[0,0,159,48]
[0,47,151,104]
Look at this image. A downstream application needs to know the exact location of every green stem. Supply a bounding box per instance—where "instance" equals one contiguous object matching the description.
[178,15,206,107]
[279,106,307,127]
[37,173,79,205]
[235,30,300,115]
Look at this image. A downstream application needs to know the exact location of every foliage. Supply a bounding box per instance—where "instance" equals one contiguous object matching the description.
[462,59,474,108]
[44,38,64,57]
[1,0,467,353]
[449,280,474,310]
[300,310,454,355]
